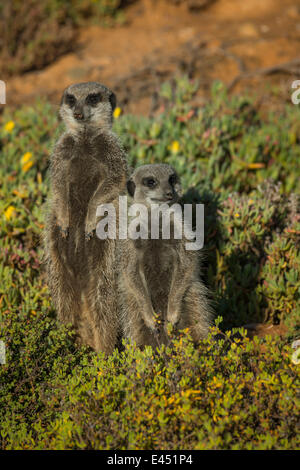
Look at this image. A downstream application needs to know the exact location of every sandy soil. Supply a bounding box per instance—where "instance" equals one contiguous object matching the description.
[6,0,300,114]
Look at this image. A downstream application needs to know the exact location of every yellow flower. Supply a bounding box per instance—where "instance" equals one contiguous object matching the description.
[234,213,240,218]
[20,152,34,172]
[4,205,16,221]
[22,160,34,173]
[21,152,33,164]
[4,121,15,132]
[168,140,180,154]
[113,107,122,119]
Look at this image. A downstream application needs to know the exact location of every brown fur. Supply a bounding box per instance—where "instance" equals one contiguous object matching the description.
[44,82,127,354]
[117,164,213,349]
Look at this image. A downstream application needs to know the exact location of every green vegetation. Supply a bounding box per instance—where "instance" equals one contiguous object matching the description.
[0,0,125,76]
[0,78,299,449]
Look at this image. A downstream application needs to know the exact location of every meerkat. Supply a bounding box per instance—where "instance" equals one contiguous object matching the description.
[44,82,127,354]
[117,164,213,349]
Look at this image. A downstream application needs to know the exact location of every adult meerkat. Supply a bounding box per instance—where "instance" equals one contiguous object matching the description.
[117,164,213,349]
[44,82,127,354]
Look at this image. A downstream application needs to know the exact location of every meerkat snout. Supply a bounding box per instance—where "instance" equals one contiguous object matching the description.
[127,164,182,205]
[165,189,173,200]
[59,81,117,131]
[74,111,84,121]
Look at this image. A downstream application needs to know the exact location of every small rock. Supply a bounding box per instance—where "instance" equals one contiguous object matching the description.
[260,24,270,33]
[239,23,258,38]
[291,348,300,365]
[291,339,300,349]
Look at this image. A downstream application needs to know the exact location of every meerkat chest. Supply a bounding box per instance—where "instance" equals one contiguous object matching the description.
[142,243,174,309]
[69,148,101,182]
[68,147,104,208]
[142,241,176,273]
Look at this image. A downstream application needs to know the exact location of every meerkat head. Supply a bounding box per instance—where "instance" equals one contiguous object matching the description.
[59,82,117,133]
[127,164,182,206]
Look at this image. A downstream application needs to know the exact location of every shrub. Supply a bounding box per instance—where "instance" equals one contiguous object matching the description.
[0,318,299,450]
[0,0,124,77]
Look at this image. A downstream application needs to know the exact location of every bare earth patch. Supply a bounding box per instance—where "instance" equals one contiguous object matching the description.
[6,0,300,114]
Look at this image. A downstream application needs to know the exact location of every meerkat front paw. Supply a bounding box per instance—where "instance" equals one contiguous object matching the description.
[56,222,69,238]
[59,227,69,238]
[85,219,97,241]
[85,229,96,241]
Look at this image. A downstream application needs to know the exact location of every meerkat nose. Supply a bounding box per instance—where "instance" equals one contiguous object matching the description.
[74,112,84,120]
[165,191,173,199]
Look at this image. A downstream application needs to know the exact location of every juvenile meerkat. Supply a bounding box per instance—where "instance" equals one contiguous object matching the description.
[44,82,127,354]
[117,164,213,349]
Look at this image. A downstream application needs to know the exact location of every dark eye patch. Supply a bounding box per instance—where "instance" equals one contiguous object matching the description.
[86,93,102,106]
[65,94,76,107]
[143,177,157,188]
[169,174,177,186]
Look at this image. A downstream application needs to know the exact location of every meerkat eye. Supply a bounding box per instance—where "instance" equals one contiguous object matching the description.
[169,174,177,186]
[86,93,102,106]
[65,94,76,107]
[143,177,157,188]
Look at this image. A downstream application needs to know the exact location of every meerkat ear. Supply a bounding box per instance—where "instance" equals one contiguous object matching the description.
[109,92,117,112]
[126,179,136,197]
[176,181,182,197]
